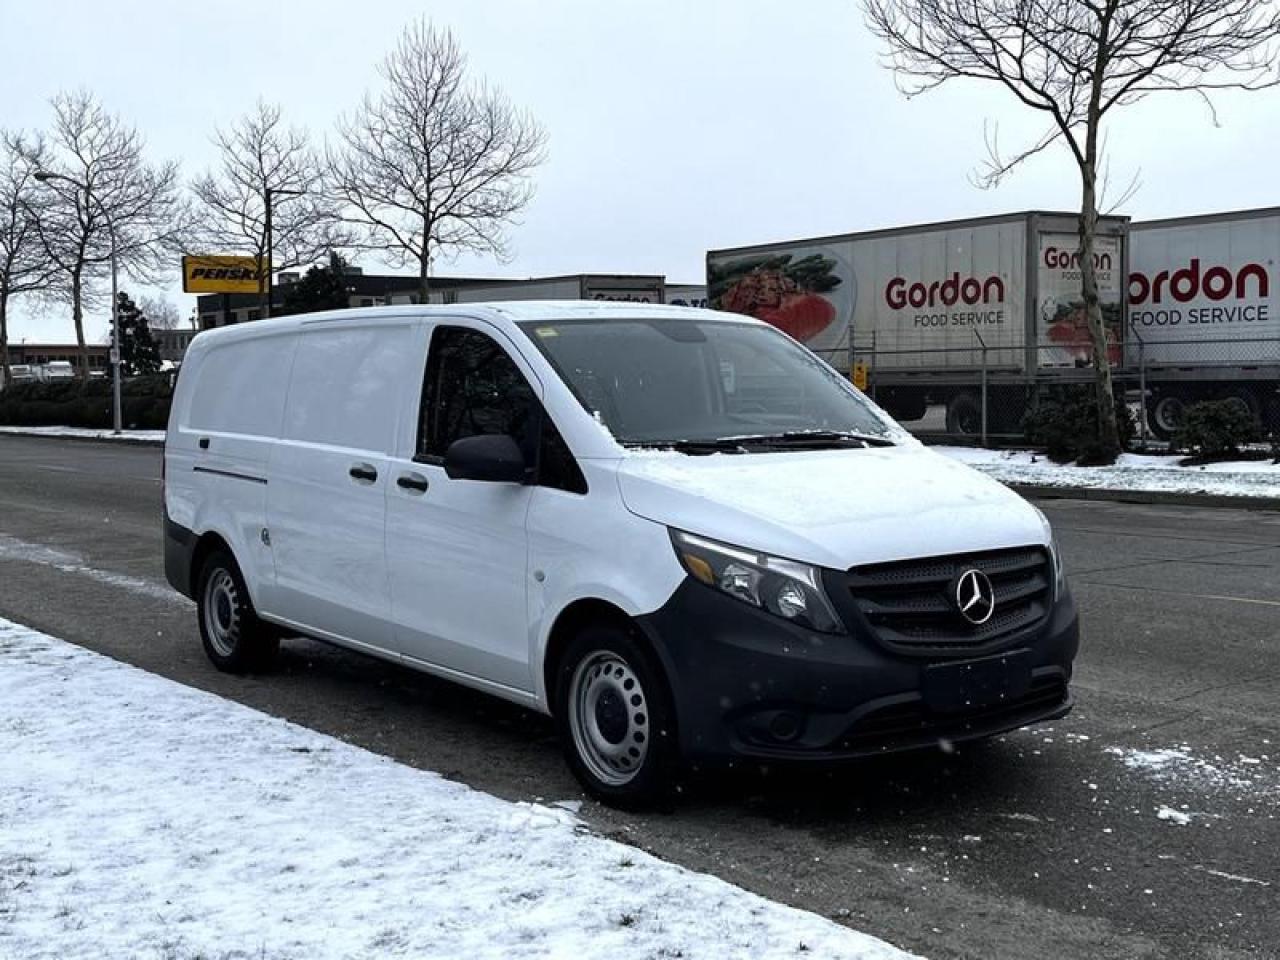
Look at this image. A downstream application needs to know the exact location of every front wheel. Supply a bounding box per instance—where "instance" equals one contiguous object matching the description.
[196,549,279,673]
[554,625,678,808]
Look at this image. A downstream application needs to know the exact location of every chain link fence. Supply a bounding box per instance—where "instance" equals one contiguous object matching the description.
[813,333,1280,447]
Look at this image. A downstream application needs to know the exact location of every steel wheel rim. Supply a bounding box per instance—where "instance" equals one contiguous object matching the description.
[568,651,650,787]
[1221,395,1254,422]
[1154,396,1184,434]
[203,568,240,658]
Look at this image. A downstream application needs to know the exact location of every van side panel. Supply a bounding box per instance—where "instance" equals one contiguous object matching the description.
[264,318,424,649]
[165,330,298,604]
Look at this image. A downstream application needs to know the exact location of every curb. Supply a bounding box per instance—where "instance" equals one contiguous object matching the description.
[1008,482,1280,512]
[0,430,164,448]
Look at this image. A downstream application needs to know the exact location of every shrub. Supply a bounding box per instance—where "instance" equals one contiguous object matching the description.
[1172,399,1259,460]
[1023,387,1134,465]
[0,375,173,429]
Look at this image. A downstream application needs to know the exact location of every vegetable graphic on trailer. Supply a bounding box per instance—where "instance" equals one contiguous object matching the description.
[708,244,856,367]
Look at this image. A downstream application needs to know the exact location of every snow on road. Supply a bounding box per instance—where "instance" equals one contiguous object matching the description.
[0,618,916,960]
[0,425,167,443]
[936,446,1280,499]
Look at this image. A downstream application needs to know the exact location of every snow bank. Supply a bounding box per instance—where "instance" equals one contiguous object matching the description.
[0,619,916,960]
[0,425,165,443]
[936,445,1280,499]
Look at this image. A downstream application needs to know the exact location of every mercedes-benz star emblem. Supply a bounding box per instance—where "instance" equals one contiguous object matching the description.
[954,568,996,625]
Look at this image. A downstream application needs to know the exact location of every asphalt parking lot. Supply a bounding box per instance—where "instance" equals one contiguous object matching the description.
[1,434,1277,960]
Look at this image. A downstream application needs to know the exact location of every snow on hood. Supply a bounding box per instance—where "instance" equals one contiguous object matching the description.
[617,444,1048,569]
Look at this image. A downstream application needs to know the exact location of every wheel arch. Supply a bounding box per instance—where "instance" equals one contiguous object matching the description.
[189,530,236,598]
[540,597,677,719]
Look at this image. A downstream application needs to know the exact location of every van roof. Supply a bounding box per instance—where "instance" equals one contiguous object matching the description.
[190,300,754,347]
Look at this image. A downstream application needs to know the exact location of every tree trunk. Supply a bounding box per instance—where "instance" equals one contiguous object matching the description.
[71,267,89,382]
[0,290,10,389]
[1077,163,1121,462]
[418,249,431,303]
[417,218,431,304]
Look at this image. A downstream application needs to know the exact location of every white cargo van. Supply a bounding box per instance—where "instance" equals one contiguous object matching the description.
[164,302,1077,806]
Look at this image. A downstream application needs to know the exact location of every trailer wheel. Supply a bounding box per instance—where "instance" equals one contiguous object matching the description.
[945,392,982,437]
[1147,393,1186,442]
[1217,389,1262,426]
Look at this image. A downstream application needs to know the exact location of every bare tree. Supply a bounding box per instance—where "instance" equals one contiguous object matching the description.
[0,132,55,386]
[138,294,182,330]
[35,90,189,378]
[863,0,1280,460]
[329,21,547,301]
[190,102,346,318]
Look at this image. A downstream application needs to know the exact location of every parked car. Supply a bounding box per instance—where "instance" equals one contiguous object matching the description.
[1,364,37,389]
[36,361,76,383]
[163,302,1078,806]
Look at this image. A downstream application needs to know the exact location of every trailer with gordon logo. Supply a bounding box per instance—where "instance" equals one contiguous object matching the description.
[1128,206,1280,437]
[707,211,1128,435]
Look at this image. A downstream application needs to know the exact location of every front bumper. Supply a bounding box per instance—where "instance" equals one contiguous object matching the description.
[635,577,1078,762]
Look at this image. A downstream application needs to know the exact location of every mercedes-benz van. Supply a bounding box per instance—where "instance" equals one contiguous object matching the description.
[164,302,1077,806]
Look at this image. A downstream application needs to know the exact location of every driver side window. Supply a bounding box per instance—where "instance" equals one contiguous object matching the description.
[417,325,587,494]
[419,326,537,460]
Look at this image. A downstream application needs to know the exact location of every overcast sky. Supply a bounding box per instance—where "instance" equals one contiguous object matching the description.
[4,0,1277,342]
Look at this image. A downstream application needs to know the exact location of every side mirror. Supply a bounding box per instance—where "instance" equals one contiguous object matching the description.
[443,434,529,483]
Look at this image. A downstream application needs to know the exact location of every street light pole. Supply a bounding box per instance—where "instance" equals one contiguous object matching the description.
[35,170,123,434]
[262,186,304,320]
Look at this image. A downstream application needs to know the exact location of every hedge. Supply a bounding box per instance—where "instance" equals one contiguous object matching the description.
[0,374,174,430]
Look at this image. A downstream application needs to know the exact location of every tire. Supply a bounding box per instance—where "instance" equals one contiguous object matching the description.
[1147,393,1186,442]
[196,548,279,673]
[1217,388,1261,426]
[553,623,679,809]
[945,392,982,437]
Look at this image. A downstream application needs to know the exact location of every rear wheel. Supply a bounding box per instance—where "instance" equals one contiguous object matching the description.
[945,392,982,437]
[1147,392,1186,442]
[1217,388,1261,427]
[553,624,678,808]
[196,549,279,673]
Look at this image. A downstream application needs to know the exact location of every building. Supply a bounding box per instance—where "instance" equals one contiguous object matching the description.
[154,327,199,363]
[194,270,520,329]
[195,268,709,328]
[4,343,110,373]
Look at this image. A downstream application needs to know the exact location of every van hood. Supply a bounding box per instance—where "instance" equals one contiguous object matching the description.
[616,444,1048,570]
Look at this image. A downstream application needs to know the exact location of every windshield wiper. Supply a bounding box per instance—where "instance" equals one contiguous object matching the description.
[734,430,895,449]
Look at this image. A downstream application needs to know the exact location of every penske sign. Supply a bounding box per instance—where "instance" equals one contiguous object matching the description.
[182,255,269,294]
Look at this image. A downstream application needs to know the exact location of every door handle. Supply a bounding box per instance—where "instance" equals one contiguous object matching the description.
[396,473,429,494]
[349,463,378,483]
[198,437,210,450]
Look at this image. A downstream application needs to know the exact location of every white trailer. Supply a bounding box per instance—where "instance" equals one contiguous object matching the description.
[429,274,665,305]
[708,211,1128,434]
[1128,206,1280,436]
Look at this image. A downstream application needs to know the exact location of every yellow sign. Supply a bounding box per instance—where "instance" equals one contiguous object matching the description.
[182,255,269,294]
[852,360,869,391]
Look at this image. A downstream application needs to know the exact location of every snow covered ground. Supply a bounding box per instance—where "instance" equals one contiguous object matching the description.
[936,446,1280,499]
[0,618,916,960]
[0,425,166,443]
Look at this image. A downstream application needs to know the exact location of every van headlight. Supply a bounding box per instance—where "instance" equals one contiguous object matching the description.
[1047,536,1066,599]
[670,530,843,633]
[1034,507,1067,600]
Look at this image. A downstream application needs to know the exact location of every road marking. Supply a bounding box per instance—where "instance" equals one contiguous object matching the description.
[0,533,189,606]
[1078,580,1280,608]
[1195,866,1272,887]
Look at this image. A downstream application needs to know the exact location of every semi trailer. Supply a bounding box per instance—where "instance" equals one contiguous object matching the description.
[707,211,1128,436]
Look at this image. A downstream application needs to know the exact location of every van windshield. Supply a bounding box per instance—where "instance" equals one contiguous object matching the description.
[518,317,895,451]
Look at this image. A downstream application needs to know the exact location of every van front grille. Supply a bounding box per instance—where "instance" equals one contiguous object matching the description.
[844,546,1052,654]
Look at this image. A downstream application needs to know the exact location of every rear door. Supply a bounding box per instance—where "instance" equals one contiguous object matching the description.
[265,316,425,652]
[385,322,543,692]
